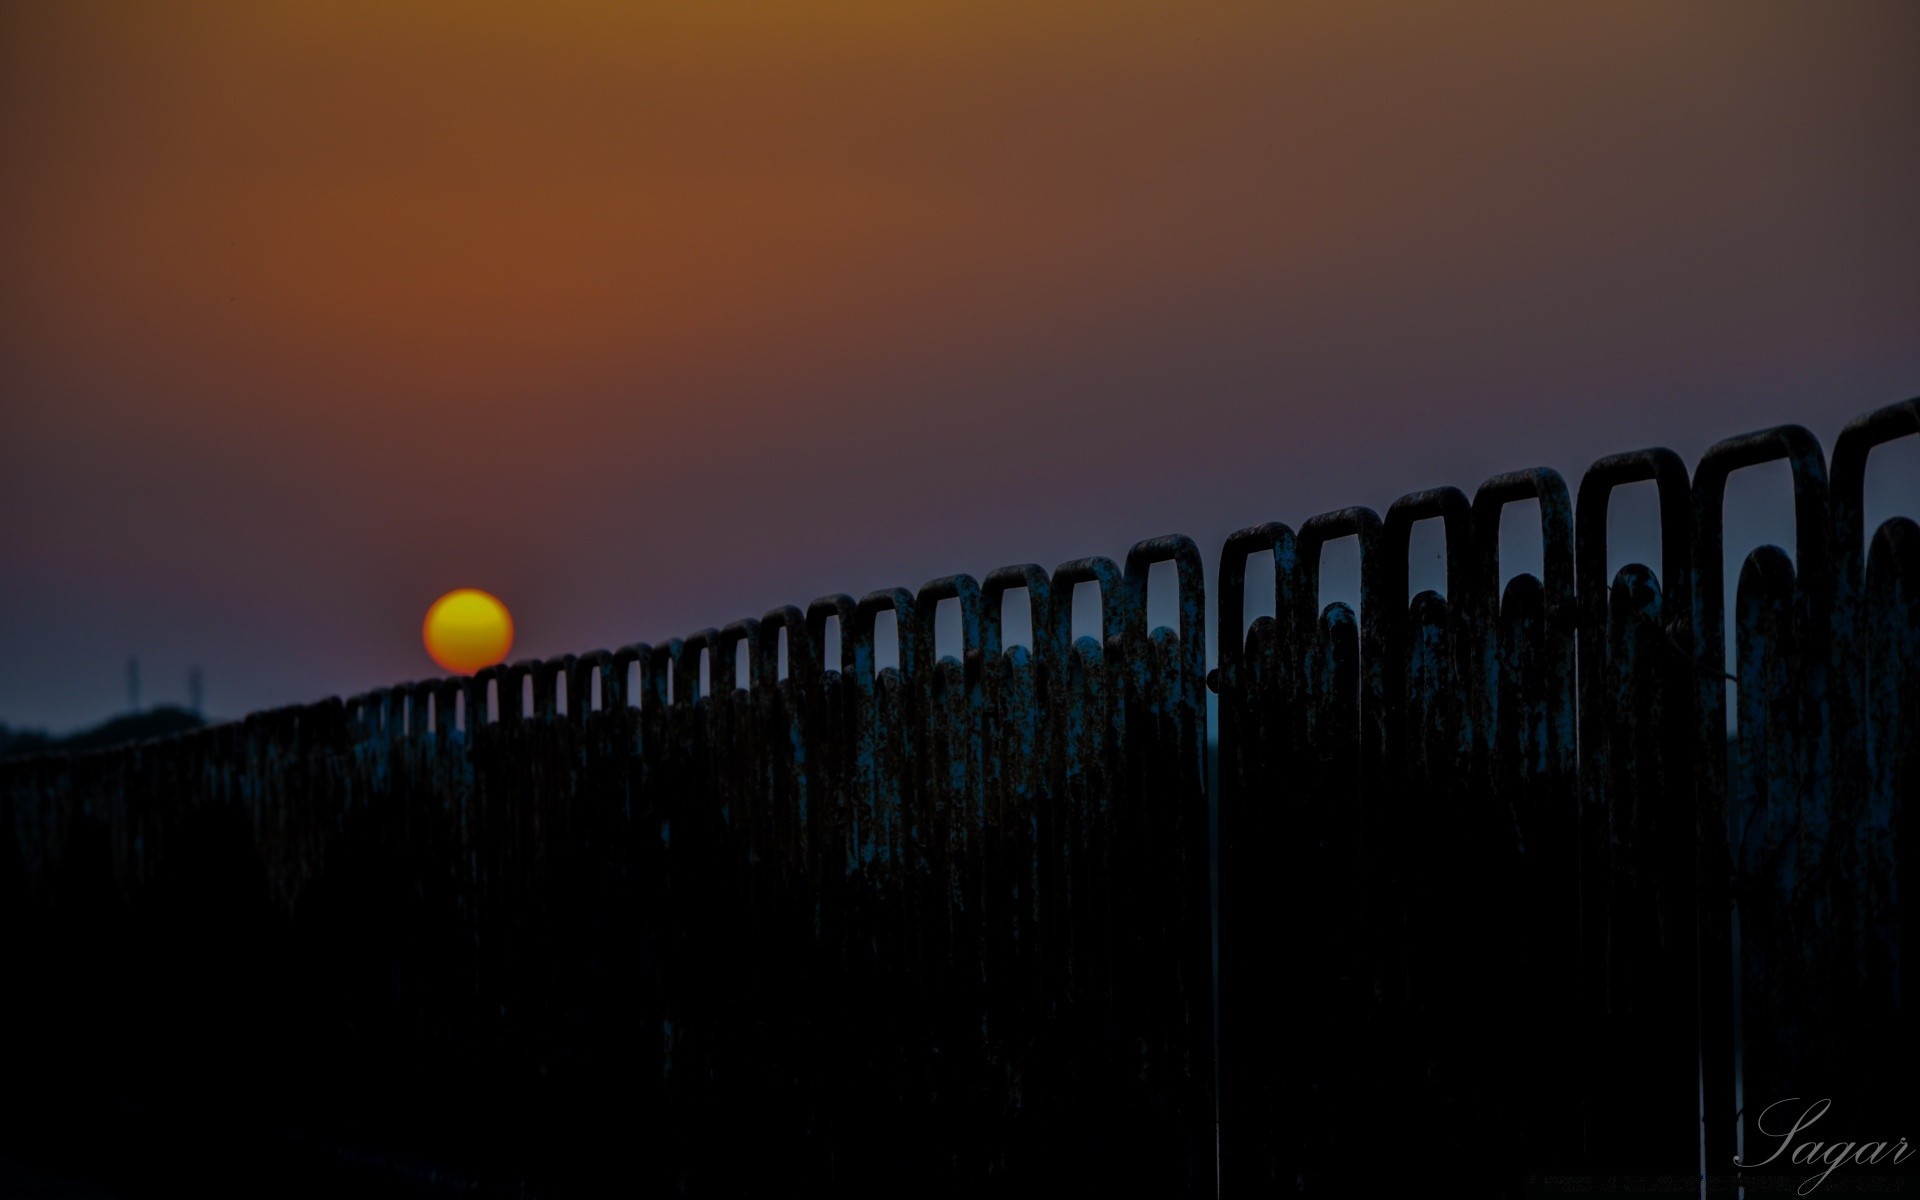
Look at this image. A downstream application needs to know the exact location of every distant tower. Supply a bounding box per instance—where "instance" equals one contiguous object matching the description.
[128,656,141,712]
[188,667,204,715]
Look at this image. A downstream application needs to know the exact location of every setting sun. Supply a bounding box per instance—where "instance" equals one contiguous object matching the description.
[423,589,514,675]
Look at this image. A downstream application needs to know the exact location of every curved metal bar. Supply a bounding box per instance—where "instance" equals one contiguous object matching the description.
[644,642,678,711]
[1830,398,1920,765]
[530,657,567,721]
[379,683,408,737]
[1690,424,1831,728]
[715,619,761,696]
[912,574,982,685]
[1382,487,1473,623]
[403,679,438,739]
[1471,468,1574,634]
[606,643,649,711]
[757,606,818,693]
[431,677,462,737]
[499,660,539,723]
[1293,506,1385,637]
[1048,557,1126,665]
[1293,507,1387,763]
[1575,448,1693,637]
[465,666,500,729]
[1471,469,1575,778]
[342,688,373,737]
[806,594,858,678]
[670,631,716,708]
[1688,421,1829,1173]
[1123,534,1207,698]
[1212,519,1295,1182]
[981,563,1056,667]
[1381,488,1472,763]
[1217,522,1296,695]
[1829,399,1915,592]
[392,681,418,738]
[850,589,917,692]
[1572,447,1692,820]
[570,649,610,720]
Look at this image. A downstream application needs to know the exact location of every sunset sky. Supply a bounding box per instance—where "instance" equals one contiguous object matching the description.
[3,1,1917,732]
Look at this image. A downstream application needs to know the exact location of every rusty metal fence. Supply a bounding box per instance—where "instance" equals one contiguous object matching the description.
[2,398,1916,1196]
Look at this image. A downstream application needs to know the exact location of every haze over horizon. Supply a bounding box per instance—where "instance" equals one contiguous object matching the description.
[4,2,1918,734]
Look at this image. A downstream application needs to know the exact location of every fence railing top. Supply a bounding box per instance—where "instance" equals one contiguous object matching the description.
[9,396,1917,766]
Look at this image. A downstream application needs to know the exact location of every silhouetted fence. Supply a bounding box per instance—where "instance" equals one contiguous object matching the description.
[3,398,1915,1197]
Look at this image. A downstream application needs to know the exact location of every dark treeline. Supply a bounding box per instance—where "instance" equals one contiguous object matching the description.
[0,706,206,760]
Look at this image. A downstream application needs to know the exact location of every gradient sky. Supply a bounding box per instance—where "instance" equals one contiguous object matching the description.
[4,1,1918,732]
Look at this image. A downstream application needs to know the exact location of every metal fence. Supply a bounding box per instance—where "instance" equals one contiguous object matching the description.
[3,398,1915,1197]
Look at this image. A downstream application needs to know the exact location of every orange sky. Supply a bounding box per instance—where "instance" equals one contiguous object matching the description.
[3,1,1917,730]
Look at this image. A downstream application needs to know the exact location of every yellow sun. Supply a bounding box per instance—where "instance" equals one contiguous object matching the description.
[423,588,514,675]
